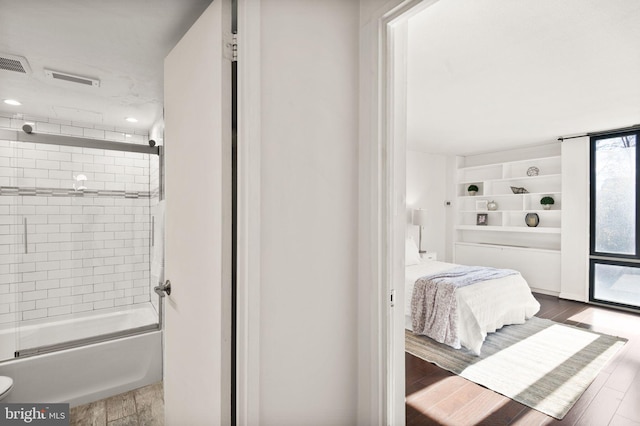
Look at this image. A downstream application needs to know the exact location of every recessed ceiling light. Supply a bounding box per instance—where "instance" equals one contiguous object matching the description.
[125,117,138,123]
[3,99,21,106]
[124,134,132,138]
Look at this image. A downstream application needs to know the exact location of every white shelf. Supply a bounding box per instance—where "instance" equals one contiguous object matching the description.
[494,173,561,182]
[459,191,561,199]
[458,155,560,170]
[459,156,561,177]
[459,209,561,213]
[456,225,561,234]
[455,241,560,254]
[459,173,561,185]
[455,153,561,250]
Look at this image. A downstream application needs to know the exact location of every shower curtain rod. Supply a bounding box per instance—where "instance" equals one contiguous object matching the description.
[0,128,160,155]
[558,124,640,142]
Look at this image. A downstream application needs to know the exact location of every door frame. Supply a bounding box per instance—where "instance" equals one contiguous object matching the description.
[357,0,439,424]
[235,0,262,425]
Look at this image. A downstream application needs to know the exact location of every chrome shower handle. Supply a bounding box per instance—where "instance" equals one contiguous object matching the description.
[23,217,27,254]
[154,280,171,297]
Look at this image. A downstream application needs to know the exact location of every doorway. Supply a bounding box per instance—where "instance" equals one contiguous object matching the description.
[371,1,441,425]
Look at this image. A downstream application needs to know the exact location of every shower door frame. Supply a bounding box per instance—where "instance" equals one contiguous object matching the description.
[0,129,160,156]
[0,128,164,359]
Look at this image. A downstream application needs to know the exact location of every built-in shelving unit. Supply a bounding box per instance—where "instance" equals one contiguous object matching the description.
[454,154,562,294]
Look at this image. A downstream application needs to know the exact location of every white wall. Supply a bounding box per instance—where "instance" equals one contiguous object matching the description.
[462,142,561,167]
[259,1,359,424]
[406,149,451,260]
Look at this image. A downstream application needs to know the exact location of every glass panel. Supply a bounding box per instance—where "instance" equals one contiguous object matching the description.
[593,262,640,308]
[10,141,159,354]
[0,137,21,362]
[593,135,636,255]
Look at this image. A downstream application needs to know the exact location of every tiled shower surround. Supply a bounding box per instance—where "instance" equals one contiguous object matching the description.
[0,134,160,326]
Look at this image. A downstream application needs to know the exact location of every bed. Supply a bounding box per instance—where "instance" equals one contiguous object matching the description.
[405,239,540,355]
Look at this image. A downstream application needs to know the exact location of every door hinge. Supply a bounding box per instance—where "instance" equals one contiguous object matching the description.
[232,33,238,62]
[390,289,395,307]
[224,33,238,62]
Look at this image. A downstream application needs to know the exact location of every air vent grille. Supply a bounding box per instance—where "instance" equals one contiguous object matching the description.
[44,69,100,87]
[51,72,92,86]
[0,54,31,74]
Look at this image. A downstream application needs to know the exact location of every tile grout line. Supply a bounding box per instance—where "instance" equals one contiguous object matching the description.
[133,388,141,426]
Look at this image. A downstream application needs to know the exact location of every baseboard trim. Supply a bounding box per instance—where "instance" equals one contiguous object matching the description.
[559,292,587,302]
[531,288,559,297]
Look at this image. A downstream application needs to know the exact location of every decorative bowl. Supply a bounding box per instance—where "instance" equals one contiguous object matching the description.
[510,186,529,194]
[527,166,539,176]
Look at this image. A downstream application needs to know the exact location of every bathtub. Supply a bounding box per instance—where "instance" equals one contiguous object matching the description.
[0,303,162,407]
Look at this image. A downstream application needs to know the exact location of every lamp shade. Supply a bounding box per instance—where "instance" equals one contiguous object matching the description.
[412,209,428,226]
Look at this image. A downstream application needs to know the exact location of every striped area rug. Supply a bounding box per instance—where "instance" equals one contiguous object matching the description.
[405,317,627,419]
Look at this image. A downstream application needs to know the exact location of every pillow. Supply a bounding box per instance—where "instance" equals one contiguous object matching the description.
[405,238,422,266]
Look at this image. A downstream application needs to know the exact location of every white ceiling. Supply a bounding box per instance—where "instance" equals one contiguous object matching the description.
[407,0,640,155]
[0,0,212,132]
[2,1,638,151]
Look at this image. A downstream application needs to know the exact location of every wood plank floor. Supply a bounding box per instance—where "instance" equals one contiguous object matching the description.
[70,382,163,426]
[406,294,640,426]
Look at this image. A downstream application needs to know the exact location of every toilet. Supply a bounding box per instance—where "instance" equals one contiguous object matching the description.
[0,376,13,400]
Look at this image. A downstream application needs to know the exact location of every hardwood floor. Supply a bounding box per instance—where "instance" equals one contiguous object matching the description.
[406,294,640,426]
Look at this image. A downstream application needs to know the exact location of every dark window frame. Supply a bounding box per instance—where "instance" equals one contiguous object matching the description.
[589,258,640,311]
[589,130,640,309]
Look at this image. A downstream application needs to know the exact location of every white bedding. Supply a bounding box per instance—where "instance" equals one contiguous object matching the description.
[405,260,540,355]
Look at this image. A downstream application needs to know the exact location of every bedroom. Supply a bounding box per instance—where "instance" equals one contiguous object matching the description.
[401,0,640,424]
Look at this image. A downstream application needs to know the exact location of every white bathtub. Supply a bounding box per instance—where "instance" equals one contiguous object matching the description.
[0,304,162,407]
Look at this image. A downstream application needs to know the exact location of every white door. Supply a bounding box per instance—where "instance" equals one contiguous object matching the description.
[163,0,233,424]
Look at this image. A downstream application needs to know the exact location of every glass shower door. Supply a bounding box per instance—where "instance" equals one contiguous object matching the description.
[0,137,23,362]
[10,140,160,356]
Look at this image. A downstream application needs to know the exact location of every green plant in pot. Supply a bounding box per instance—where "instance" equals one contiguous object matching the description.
[540,196,555,210]
[467,184,479,196]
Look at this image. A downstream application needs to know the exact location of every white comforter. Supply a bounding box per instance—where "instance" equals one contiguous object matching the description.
[405,260,540,355]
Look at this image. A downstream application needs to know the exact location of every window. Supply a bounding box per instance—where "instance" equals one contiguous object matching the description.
[590,131,640,310]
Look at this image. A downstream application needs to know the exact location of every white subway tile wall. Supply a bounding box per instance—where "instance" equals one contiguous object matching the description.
[0,119,161,327]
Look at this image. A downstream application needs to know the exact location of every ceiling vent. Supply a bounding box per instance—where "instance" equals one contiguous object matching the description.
[0,53,31,74]
[44,69,100,87]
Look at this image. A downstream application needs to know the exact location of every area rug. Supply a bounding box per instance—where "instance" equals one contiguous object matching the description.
[405,317,627,419]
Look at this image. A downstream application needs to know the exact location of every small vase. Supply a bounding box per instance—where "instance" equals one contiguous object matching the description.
[542,204,551,210]
[487,200,498,211]
[525,213,539,227]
